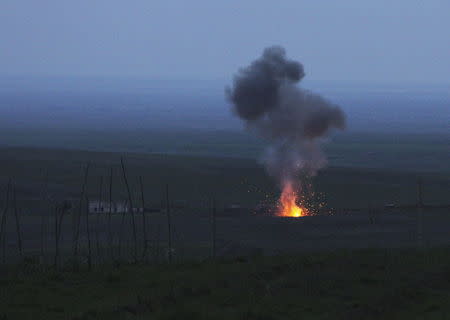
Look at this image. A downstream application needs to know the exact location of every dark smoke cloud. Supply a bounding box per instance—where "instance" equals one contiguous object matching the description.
[226,46,346,185]
[227,46,305,120]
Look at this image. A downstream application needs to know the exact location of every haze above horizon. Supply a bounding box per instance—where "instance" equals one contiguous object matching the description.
[1,1,449,85]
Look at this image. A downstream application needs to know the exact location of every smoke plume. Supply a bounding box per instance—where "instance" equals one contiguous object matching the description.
[226,46,346,187]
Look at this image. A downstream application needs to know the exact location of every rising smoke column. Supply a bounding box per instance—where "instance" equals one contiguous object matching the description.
[226,46,346,192]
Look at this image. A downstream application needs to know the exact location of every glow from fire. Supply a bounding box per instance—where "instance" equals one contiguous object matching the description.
[277,181,309,217]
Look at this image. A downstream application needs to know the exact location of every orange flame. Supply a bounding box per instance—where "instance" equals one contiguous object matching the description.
[277,181,309,217]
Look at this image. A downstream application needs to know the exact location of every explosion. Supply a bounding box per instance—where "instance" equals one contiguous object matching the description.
[226,46,346,216]
[277,181,309,217]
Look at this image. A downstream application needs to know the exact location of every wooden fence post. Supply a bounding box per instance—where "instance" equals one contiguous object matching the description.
[211,198,216,259]
[74,162,90,265]
[120,157,138,264]
[139,176,148,261]
[12,184,23,258]
[86,196,92,270]
[0,179,11,264]
[108,167,113,261]
[166,184,172,263]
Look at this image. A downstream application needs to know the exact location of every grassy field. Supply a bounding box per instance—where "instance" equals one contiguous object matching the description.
[1,128,449,172]
[0,131,449,319]
[2,248,450,319]
[0,144,448,213]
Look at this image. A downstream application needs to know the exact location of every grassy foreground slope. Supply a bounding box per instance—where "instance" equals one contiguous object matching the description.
[2,248,450,319]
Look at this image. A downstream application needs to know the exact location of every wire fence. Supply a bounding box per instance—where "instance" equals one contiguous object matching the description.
[0,160,449,271]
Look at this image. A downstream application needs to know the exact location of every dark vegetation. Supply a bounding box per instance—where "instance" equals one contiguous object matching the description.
[0,130,449,319]
[0,132,449,212]
[2,248,450,319]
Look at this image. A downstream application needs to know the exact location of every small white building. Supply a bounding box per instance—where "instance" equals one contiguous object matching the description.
[89,200,130,214]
